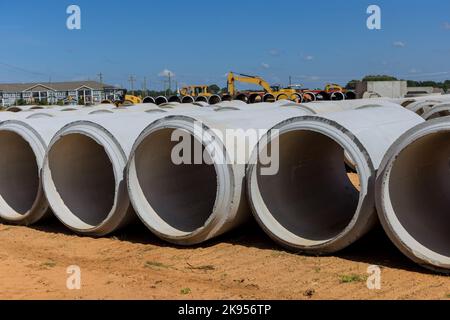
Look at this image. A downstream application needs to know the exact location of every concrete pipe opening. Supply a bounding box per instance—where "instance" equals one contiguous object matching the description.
[377,121,450,271]
[317,92,330,101]
[247,119,373,254]
[143,96,156,104]
[303,92,316,102]
[128,118,233,245]
[276,93,289,101]
[0,131,41,222]
[44,133,120,234]
[422,105,450,120]
[155,96,168,105]
[181,96,195,104]
[235,93,249,103]
[221,94,233,102]
[263,93,276,103]
[249,93,263,104]
[208,94,222,105]
[290,93,303,103]
[345,91,356,100]
[331,92,346,101]
[195,96,209,103]
[168,95,182,103]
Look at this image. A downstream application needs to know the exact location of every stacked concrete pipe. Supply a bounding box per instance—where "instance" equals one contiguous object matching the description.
[376,118,450,272]
[246,103,424,254]
[126,103,314,245]
[40,104,210,236]
[421,103,450,120]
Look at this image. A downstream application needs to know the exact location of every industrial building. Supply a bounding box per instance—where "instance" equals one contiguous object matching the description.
[0,81,123,107]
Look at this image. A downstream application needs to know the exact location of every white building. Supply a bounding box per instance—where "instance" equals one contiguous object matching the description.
[0,81,123,107]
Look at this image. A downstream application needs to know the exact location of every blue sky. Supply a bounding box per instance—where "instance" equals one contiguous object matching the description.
[0,0,449,90]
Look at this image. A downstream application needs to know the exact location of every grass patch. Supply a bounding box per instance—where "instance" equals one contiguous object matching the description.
[41,261,57,268]
[339,274,367,284]
[187,263,215,271]
[145,261,170,269]
[180,288,191,295]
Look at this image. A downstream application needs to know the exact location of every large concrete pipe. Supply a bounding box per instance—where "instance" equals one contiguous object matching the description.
[316,91,330,101]
[195,96,209,103]
[126,105,315,245]
[168,95,182,103]
[303,92,316,102]
[246,105,424,254]
[276,93,289,101]
[155,96,168,106]
[421,103,450,120]
[181,96,195,104]
[345,91,356,100]
[235,93,249,103]
[263,93,276,103]
[249,93,263,104]
[0,111,97,225]
[208,94,222,105]
[41,105,212,235]
[330,91,346,101]
[143,96,156,104]
[290,93,303,103]
[406,100,442,116]
[376,118,450,272]
[221,94,233,102]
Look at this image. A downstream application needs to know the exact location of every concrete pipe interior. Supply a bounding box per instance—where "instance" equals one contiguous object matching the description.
[387,132,450,257]
[168,96,181,103]
[132,128,218,236]
[143,97,155,104]
[255,130,360,244]
[331,92,345,101]
[155,96,168,105]
[249,94,263,104]
[221,94,232,102]
[263,94,276,103]
[47,134,115,229]
[195,96,208,103]
[235,94,248,103]
[345,91,356,100]
[181,96,195,104]
[208,95,222,105]
[0,131,40,218]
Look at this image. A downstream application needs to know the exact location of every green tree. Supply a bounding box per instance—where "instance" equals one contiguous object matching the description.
[208,84,220,94]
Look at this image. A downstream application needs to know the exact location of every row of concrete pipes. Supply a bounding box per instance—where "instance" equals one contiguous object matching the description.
[0,94,450,273]
[140,90,356,106]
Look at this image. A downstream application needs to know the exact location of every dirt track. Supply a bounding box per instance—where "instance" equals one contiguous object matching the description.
[0,217,449,300]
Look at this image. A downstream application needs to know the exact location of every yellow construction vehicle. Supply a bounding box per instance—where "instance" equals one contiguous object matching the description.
[227,72,302,102]
[107,89,142,107]
[180,85,213,98]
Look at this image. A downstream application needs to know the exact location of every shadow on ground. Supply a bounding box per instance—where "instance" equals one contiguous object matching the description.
[26,214,430,274]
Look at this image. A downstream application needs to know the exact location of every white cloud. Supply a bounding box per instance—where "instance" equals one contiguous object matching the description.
[393,41,406,48]
[444,22,450,30]
[158,69,175,77]
[304,55,314,61]
[261,63,270,69]
[409,68,419,74]
[269,49,280,57]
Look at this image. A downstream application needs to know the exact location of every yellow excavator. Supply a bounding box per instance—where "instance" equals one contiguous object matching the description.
[227,72,302,102]
[180,85,213,98]
[101,89,142,107]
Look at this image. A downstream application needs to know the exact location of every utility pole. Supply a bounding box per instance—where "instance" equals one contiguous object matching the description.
[168,72,172,93]
[289,76,292,87]
[143,77,147,96]
[128,75,136,95]
[97,72,104,85]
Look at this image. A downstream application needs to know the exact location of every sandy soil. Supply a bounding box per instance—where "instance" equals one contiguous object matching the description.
[0,218,449,300]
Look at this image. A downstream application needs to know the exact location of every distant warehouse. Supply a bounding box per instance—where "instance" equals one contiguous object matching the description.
[0,81,124,107]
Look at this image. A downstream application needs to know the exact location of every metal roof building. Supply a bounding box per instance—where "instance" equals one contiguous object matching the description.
[0,81,123,107]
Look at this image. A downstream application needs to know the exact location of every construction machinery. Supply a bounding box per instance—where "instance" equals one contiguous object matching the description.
[180,85,214,98]
[227,72,303,103]
[103,89,142,107]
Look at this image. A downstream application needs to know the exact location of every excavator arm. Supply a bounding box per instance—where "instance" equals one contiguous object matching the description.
[227,72,274,96]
